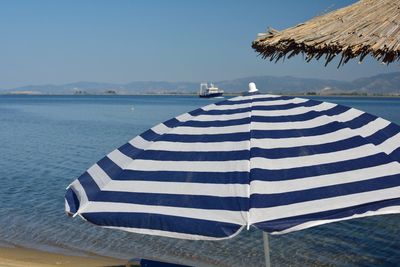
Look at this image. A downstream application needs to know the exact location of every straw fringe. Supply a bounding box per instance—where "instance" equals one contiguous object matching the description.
[252,0,400,67]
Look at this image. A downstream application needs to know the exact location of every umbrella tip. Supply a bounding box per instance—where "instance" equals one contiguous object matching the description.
[248,82,258,93]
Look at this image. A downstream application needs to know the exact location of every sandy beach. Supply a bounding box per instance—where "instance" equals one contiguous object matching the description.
[0,246,130,267]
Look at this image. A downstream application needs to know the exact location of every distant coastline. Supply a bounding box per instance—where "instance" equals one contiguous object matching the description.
[2,92,400,97]
[1,72,399,96]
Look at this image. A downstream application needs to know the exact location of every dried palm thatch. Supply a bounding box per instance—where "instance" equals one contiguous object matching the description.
[252,0,400,67]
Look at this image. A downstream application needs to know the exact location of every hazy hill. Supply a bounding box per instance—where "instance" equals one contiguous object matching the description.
[1,72,399,95]
[348,72,400,94]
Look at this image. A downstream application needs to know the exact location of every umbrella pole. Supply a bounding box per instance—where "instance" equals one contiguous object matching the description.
[263,232,271,267]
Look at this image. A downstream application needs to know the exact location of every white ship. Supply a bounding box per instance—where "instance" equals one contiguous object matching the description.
[199,83,224,98]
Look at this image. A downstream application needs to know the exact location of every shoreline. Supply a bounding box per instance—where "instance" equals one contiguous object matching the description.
[0,93,399,98]
[0,245,132,267]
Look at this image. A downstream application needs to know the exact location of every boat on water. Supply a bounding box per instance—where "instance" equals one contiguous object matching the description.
[198,83,224,98]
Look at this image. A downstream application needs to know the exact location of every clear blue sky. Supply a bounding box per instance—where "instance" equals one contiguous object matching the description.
[1,0,398,88]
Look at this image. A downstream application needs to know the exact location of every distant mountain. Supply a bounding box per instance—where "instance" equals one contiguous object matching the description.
[348,72,400,94]
[3,82,126,95]
[1,72,399,95]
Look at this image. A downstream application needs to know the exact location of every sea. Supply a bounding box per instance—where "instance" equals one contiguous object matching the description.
[0,95,399,267]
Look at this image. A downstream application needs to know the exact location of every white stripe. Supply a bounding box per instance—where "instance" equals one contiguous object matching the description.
[87,164,111,189]
[175,113,192,122]
[251,143,378,170]
[128,136,150,150]
[250,97,308,106]
[130,119,399,159]
[130,136,250,152]
[104,181,249,197]
[251,102,337,117]
[251,117,390,149]
[250,186,400,223]
[157,106,363,134]
[174,102,336,123]
[151,123,171,135]
[202,98,307,111]
[251,116,331,131]
[270,206,400,235]
[106,225,245,241]
[202,103,250,111]
[124,159,249,172]
[378,132,400,154]
[250,109,362,131]
[171,124,249,135]
[129,117,390,152]
[123,130,395,173]
[229,94,280,101]
[186,112,250,122]
[70,180,89,214]
[107,149,132,169]
[86,163,249,198]
[81,202,247,225]
[333,108,364,122]
[250,161,400,194]
[358,117,390,136]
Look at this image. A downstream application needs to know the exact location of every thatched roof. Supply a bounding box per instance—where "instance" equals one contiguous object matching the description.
[252,0,400,67]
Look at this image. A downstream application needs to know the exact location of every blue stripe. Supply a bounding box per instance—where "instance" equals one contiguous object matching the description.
[250,153,394,181]
[251,105,349,123]
[342,112,376,129]
[160,132,250,142]
[137,108,378,144]
[65,188,80,214]
[390,147,400,159]
[163,118,183,128]
[140,129,161,141]
[119,143,249,161]
[182,117,251,127]
[82,212,242,238]
[202,107,251,115]
[139,113,374,143]
[251,135,368,159]
[77,171,101,199]
[366,122,400,145]
[188,108,206,116]
[121,134,382,161]
[92,191,248,211]
[116,170,249,184]
[216,96,294,105]
[251,174,400,208]
[254,198,400,233]
[252,114,376,139]
[118,143,142,159]
[254,121,344,139]
[98,156,249,184]
[98,156,123,179]
[151,121,346,142]
[319,104,350,116]
[199,100,321,115]
[175,105,349,128]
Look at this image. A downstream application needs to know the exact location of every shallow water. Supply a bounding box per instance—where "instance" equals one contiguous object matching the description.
[0,95,399,266]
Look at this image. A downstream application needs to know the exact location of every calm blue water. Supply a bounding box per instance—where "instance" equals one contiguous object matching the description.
[0,95,399,267]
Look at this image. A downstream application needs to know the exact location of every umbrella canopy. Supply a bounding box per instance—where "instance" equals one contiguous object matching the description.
[65,93,400,240]
[252,0,400,66]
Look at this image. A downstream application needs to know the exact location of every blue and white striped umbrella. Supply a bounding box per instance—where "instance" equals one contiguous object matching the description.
[65,92,400,241]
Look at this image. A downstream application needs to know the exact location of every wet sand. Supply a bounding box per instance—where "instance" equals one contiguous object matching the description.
[0,246,130,267]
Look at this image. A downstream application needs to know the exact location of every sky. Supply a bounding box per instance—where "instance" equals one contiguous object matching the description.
[0,0,399,88]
